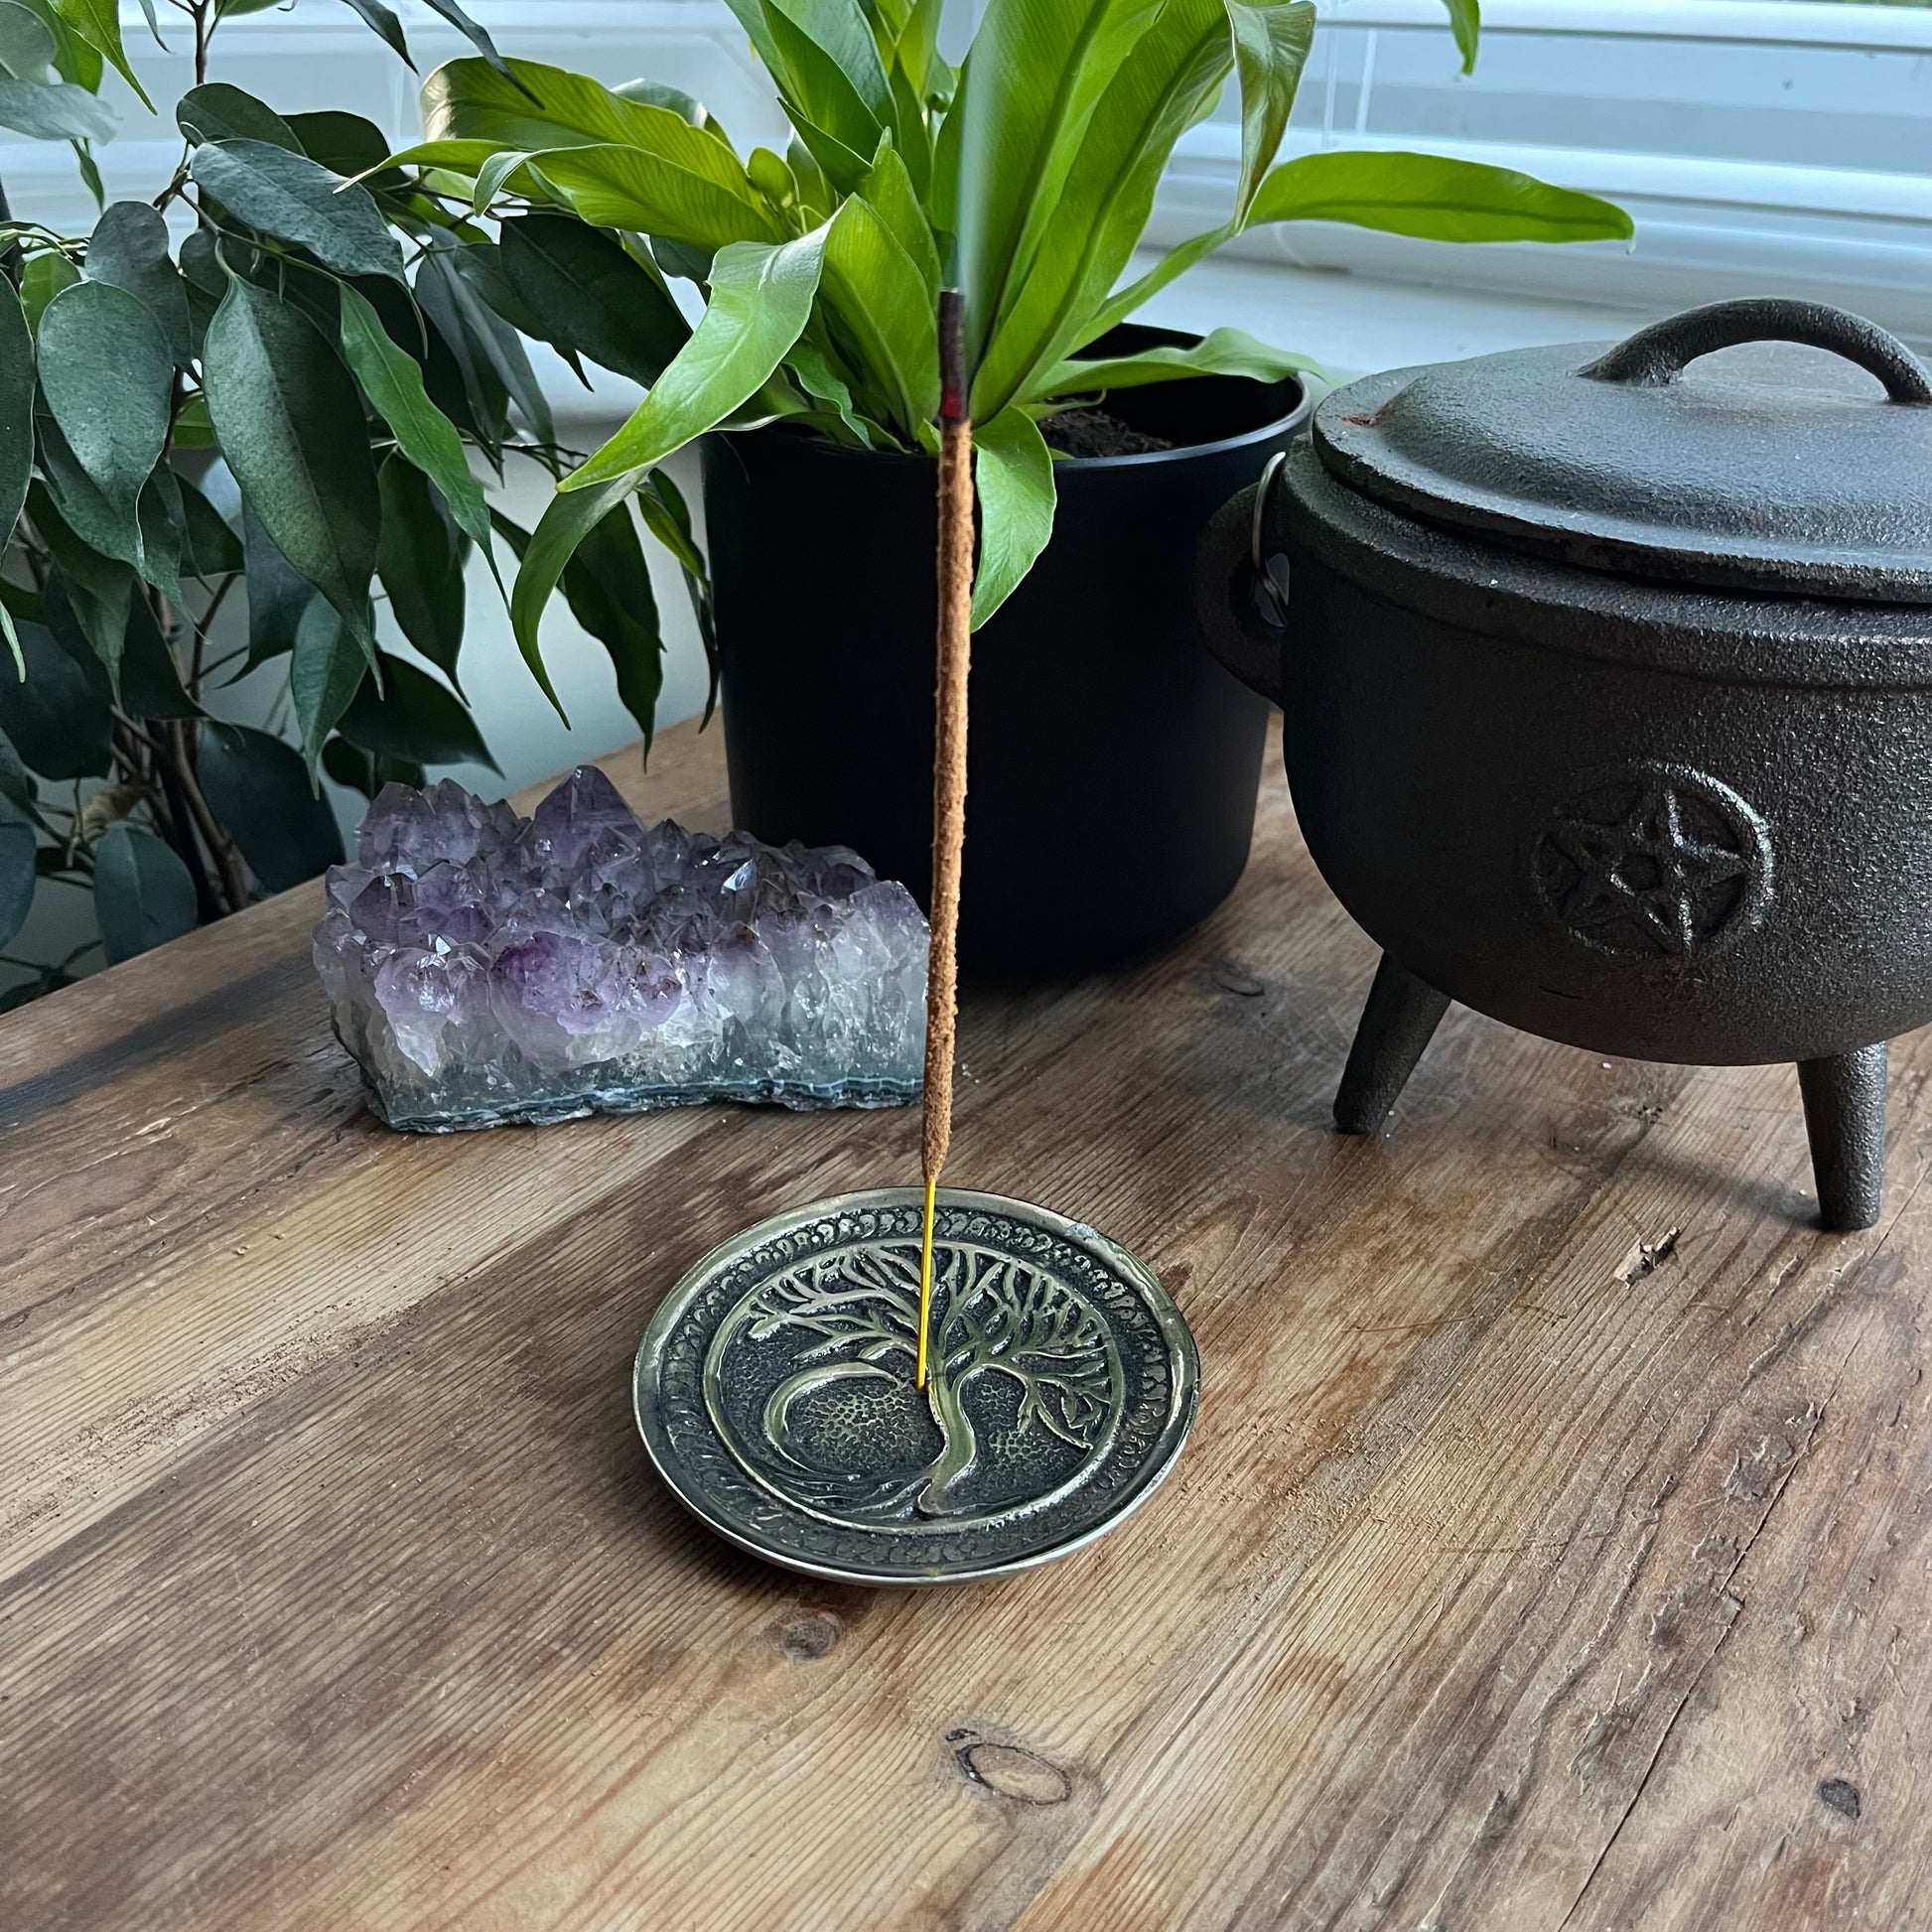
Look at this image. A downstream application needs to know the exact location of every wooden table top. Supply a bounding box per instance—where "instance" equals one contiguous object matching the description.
[4,715,1927,1931]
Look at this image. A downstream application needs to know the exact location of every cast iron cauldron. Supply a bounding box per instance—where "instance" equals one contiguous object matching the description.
[1196,298,1932,1231]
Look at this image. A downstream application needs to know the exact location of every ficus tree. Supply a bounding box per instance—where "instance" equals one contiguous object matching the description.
[377,0,1630,681]
[0,0,702,1002]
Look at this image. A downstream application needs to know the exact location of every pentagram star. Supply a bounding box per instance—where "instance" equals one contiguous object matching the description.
[1549,780,1750,955]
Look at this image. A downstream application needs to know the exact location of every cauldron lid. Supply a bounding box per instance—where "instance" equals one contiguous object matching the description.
[1312,298,1932,604]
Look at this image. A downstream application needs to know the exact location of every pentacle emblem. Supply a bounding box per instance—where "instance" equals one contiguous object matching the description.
[1528,761,1773,960]
[634,1190,1197,1584]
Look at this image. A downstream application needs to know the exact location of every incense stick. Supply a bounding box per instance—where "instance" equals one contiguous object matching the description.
[917,290,973,1391]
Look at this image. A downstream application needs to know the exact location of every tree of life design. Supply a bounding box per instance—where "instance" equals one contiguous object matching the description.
[714,1237,1122,1523]
[1530,764,1771,959]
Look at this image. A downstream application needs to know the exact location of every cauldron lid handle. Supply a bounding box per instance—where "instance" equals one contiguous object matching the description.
[1581,298,1932,404]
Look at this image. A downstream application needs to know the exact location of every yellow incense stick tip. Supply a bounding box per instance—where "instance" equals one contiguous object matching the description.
[916,1174,937,1389]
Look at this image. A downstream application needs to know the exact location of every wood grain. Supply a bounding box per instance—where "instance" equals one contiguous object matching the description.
[3,716,1928,1931]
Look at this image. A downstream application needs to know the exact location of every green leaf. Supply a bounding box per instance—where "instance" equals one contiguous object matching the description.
[178,473,243,577]
[46,0,151,110]
[289,594,366,765]
[1445,0,1478,75]
[198,721,344,891]
[115,586,199,719]
[177,81,297,150]
[0,273,32,607]
[321,735,423,799]
[19,248,76,332]
[554,493,663,751]
[375,454,465,687]
[240,503,311,668]
[784,337,875,447]
[83,200,192,364]
[859,132,938,295]
[190,141,405,281]
[760,5,887,186]
[506,477,633,722]
[971,404,1054,628]
[497,214,690,387]
[1247,149,1634,243]
[415,0,534,100]
[419,243,553,442]
[0,0,59,77]
[94,823,199,964]
[1039,325,1321,394]
[1227,0,1314,220]
[951,0,1169,374]
[37,279,170,555]
[636,468,715,718]
[410,247,510,447]
[567,225,828,491]
[341,649,496,770]
[0,72,112,141]
[203,276,380,665]
[0,795,32,949]
[338,282,493,561]
[528,139,786,252]
[818,193,935,439]
[28,480,133,675]
[611,75,729,143]
[975,0,1231,416]
[423,55,694,153]
[0,723,34,807]
[337,0,411,68]
[0,614,109,777]
[286,108,394,179]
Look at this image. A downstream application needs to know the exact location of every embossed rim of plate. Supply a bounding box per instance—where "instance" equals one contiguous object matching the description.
[632,1188,1199,1587]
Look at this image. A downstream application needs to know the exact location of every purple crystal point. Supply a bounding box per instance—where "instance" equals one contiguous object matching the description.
[315,765,928,1131]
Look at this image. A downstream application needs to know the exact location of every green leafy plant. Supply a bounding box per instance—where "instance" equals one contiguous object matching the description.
[0,0,695,1001]
[383,0,1629,662]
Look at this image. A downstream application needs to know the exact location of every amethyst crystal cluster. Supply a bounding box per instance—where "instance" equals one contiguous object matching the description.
[314,766,928,1131]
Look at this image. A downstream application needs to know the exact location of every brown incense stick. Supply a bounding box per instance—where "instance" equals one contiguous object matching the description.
[917,290,973,1390]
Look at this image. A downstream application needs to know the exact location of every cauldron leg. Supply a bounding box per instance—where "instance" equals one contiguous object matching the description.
[1334,955,1450,1135]
[1797,1044,1888,1232]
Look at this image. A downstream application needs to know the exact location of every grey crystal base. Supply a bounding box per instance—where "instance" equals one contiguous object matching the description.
[634,1188,1199,1586]
[358,1058,918,1133]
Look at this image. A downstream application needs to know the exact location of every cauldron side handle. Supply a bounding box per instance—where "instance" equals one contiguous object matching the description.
[1194,470,1290,708]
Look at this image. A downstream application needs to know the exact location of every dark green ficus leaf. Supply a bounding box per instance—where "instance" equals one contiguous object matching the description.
[177,80,299,151]
[0,795,35,950]
[0,72,113,142]
[240,502,311,669]
[0,724,34,808]
[289,594,366,766]
[198,721,344,890]
[0,1,61,78]
[28,479,134,677]
[83,200,193,364]
[190,140,405,282]
[555,492,664,752]
[203,277,380,664]
[336,0,412,68]
[93,822,199,963]
[422,242,552,441]
[341,649,496,770]
[176,227,221,354]
[116,589,200,719]
[411,246,510,449]
[178,473,244,577]
[416,0,536,100]
[338,283,493,559]
[498,214,690,387]
[0,270,33,662]
[19,248,77,332]
[286,108,393,180]
[322,734,424,799]
[0,614,110,777]
[35,279,171,558]
[376,454,466,687]
[638,467,715,713]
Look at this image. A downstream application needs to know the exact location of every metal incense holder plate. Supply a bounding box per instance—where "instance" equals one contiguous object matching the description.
[633,1188,1198,1586]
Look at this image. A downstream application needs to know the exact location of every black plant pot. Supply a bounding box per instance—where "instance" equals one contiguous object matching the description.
[702,325,1309,974]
